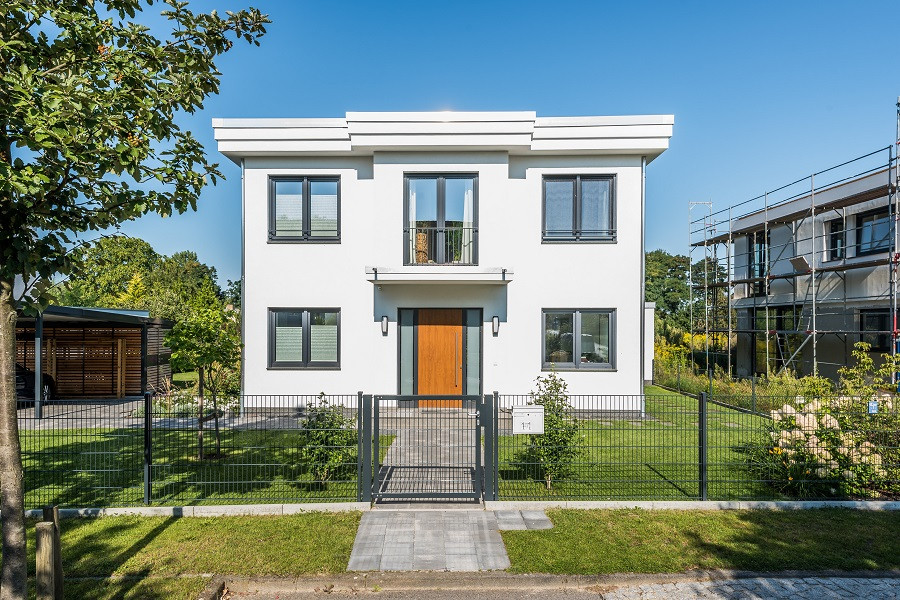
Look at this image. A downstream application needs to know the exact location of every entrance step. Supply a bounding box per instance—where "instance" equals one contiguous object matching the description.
[495,510,554,530]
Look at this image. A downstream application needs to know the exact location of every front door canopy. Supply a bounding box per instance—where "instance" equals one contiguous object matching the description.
[365,266,513,285]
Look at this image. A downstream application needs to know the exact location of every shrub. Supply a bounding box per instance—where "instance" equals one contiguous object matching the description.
[299,395,358,485]
[746,343,900,499]
[517,371,581,491]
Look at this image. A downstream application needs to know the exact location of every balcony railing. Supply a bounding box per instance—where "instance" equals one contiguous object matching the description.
[404,226,478,265]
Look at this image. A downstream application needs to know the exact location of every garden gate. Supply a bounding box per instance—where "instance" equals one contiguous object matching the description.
[358,394,498,502]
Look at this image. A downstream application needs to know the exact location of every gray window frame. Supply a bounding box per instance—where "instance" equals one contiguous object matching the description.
[541,175,616,242]
[827,218,845,261]
[541,308,616,371]
[860,308,890,352]
[403,173,479,265]
[268,176,341,243]
[855,207,891,257]
[268,307,341,369]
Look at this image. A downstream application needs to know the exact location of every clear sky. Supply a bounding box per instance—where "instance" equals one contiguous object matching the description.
[116,0,899,284]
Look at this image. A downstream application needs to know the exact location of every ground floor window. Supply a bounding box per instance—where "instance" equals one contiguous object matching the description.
[268,308,340,368]
[542,309,614,370]
[751,306,804,376]
[861,309,890,352]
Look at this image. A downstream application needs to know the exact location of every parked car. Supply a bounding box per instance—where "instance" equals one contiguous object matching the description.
[15,363,56,405]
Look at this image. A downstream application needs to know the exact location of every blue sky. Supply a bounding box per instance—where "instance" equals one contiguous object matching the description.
[118,0,899,284]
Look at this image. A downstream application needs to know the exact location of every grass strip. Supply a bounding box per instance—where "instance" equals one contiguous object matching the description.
[14,512,360,579]
[503,508,900,574]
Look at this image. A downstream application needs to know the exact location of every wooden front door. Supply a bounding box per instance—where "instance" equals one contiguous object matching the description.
[417,309,463,407]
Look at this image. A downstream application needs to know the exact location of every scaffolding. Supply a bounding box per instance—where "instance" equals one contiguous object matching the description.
[689,100,900,381]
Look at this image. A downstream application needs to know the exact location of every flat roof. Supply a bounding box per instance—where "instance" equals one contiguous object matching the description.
[16,305,174,328]
[212,110,675,163]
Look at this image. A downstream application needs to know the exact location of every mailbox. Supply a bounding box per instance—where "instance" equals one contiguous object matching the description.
[512,405,545,435]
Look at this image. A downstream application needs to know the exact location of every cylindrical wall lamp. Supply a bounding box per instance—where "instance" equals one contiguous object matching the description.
[381,315,389,336]
[492,315,500,336]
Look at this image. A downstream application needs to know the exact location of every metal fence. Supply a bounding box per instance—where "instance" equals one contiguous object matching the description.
[17,389,900,508]
[495,392,900,501]
[20,393,362,508]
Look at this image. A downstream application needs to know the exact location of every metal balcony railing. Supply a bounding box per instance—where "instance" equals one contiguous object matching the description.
[404,226,478,265]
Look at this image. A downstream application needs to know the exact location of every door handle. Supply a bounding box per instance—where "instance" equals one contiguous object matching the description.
[454,332,459,387]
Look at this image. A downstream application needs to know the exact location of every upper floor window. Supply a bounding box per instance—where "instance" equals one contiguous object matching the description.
[542,309,615,370]
[269,177,340,242]
[748,230,768,297]
[827,219,845,261]
[268,308,340,368]
[404,174,478,265]
[856,208,890,256]
[542,175,615,242]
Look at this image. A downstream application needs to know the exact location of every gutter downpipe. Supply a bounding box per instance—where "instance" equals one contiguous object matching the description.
[640,156,647,407]
[240,157,246,414]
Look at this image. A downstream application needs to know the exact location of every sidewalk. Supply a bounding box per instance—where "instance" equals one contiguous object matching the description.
[222,572,900,599]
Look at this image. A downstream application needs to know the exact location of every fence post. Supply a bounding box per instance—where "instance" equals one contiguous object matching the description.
[491,391,499,501]
[360,394,373,503]
[143,391,152,505]
[36,521,59,600]
[482,395,495,502]
[41,506,62,599]
[677,360,682,392]
[751,376,757,415]
[699,392,708,501]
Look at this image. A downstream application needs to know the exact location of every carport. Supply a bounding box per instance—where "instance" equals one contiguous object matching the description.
[15,306,173,411]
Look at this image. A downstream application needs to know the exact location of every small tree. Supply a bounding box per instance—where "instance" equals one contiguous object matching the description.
[166,307,241,459]
[299,395,357,486]
[519,371,581,491]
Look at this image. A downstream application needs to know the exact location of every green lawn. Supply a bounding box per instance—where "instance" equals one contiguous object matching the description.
[170,371,198,388]
[15,512,360,599]
[498,386,771,500]
[503,508,900,573]
[22,426,394,508]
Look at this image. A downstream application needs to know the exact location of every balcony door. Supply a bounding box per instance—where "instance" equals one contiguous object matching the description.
[405,174,477,265]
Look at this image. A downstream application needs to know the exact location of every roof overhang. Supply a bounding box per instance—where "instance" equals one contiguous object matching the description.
[212,111,673,164]
[16,305,174,328]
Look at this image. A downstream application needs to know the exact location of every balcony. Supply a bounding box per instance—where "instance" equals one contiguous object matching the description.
[404,225,477,266]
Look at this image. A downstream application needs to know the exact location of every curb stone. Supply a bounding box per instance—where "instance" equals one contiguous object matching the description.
[198,575,226,600]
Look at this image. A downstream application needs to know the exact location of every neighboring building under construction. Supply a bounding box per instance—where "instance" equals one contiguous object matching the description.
[690,103,900,381]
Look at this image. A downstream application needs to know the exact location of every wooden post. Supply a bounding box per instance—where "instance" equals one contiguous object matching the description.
[36,521,60,600]
[42,506,63,599]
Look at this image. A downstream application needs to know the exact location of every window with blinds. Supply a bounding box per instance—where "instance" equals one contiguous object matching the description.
[269,308,340,368]
[269,177,340,241]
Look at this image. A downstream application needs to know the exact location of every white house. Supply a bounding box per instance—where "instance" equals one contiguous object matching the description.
[212,111,673,405]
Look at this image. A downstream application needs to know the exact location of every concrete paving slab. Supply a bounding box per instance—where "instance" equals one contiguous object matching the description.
[348,510,511,572]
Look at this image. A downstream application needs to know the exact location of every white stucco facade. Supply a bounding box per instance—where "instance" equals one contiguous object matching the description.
[213,112,673,403]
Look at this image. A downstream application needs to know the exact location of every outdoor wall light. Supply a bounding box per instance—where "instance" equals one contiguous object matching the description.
[492,315,500,336]
[381,315,389,336]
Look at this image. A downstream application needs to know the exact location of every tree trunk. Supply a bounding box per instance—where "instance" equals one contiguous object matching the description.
[197,367,204,461]
[212,390,220,457]
[0,279,27,599]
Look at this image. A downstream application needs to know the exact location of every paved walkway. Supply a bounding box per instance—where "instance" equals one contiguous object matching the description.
[377,409,477,499]
[347,509,553,572]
